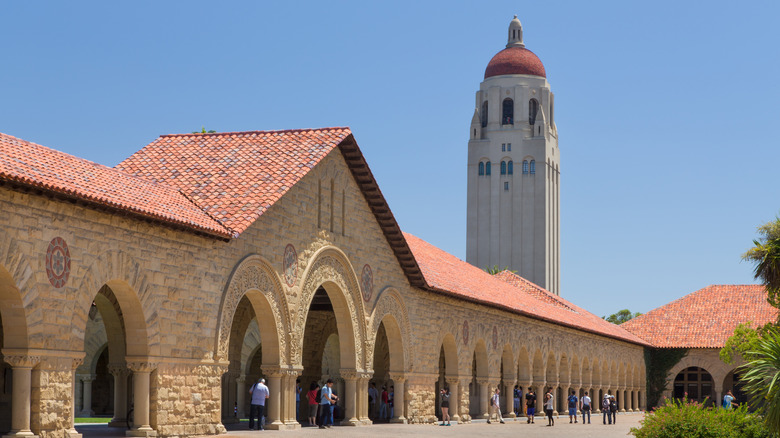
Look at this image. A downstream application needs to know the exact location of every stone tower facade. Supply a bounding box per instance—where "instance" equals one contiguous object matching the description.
[466,15,560,295]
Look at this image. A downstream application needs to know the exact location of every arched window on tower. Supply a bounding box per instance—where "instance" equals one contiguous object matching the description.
[522,160,529,174]
[508,161,513,175]
[478,162,484,176]
[481,101,488,128]
[530,160,536,174]
[502,98,514,125]
[485,161,492,175]
[529,98,539,125]
[500,161,506,175]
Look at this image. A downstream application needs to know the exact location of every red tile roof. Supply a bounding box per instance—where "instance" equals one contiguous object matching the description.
[485,47,546,79]
[404,232,648,346]
[0,132,232,238]
[621,285,777,348]
[116,128,352,235]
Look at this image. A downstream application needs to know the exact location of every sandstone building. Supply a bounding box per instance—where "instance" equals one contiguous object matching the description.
[0,16,648,438]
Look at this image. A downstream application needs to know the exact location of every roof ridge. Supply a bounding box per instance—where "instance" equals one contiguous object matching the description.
[159,126,351,138]
[176,189,237,238]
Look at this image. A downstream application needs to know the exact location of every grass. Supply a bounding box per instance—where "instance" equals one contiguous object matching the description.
[74,417,112,424]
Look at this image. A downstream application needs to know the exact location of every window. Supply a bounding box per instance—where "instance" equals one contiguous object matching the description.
[508,161,513,175]
[504,182,509,191]
[485,162,491,175]
[502,98,514,125]
[481,101,488,128]
[501,143,506,152]
[529,98,539,125]
[478,162,484,176]
[522,160,529,174]
[530,160,536,174]
[500,161,506,175]
[507,143,511,151]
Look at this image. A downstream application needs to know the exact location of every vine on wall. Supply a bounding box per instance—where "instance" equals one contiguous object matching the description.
[645,347,688,409]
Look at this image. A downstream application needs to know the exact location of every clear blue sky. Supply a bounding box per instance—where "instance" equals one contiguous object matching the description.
[2,1,779,318]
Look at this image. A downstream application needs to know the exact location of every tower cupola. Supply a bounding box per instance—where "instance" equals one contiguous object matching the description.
[507,15,524,48]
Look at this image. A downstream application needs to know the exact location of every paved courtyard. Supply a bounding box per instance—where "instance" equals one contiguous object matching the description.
[76,413,644,437]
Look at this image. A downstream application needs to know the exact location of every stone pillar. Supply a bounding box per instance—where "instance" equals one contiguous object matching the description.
[447,377,460,422]
[339,370,359,426]
[126,361,157,437]
[235,376,246,419]
[536,382,546,416]
[108,365,129,427]
[517,381,531,418]
[64,358,84,438]
[505,380,516,418]
[619,387,626,412]
[263,368,284,429]
[2,354,40,438]
[631,389,638,412]
[388,373,406,423]
[282,368,301,428]
[79,375,95,417]
[476,378,490,419]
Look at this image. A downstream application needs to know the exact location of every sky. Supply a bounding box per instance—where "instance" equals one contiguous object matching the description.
[2,1,779,318]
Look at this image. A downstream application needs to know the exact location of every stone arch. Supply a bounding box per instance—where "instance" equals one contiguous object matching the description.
[531,349,544,383]
[72,250,157,357]
[570,354,581,387]
[214,254,288,365]
[295,246,365,370]
[581,357,593,388]
[438,332,460,378]
[0,263,30,350]
[368,288,412,373]
[517,346,531,382]
[545,351,558,384]
[473,339,489,379]
[667,355,728,387]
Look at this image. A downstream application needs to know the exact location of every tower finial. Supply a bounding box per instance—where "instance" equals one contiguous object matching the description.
[506,15,524,48]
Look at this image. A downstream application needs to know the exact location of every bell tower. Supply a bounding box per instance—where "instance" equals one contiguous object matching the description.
[466,15,560,295]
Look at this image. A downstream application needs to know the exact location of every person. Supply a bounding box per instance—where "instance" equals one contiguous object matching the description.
[307,382,319,427]
[567,390,578,423]
[580,391,591,424]
[379,386,389,421]
[723,390,738,409]
[388,386,395,420]
[602,393,611,425]
[440,386,451,426]
[513,385,522,417]
[319,378,338,429]
[544,388,554,426]
[368,382,378,420]
[487,387,505,424]
[295,378,302,423]
[525,388,536,423]
[609,394,617,424]
[248,378,269,431]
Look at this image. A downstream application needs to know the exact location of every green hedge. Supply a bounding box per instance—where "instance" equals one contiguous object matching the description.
[631,397,771,438]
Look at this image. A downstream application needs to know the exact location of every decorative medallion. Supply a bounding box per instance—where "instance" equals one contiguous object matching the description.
[361,264,374,302]
[492,325,498,349]
[45,237,71,288]
[462,320,470,345]
[283,244,298,287]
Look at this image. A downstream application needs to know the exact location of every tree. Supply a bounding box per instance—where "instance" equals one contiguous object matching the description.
[603,309,641,325]
[743,216,780,308]
[192,127,217,134]
[485,265,514,275]
[720,321,773,364]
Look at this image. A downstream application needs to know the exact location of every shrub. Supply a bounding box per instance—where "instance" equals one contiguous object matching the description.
[631,397,771,438]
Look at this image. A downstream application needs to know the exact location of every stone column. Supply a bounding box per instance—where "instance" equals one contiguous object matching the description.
[505,379,516,418]
[447,377,460,422]
[517,380,531,418]
[79,375,95,416]
[235,376,246,419]
[64,358,84,438]
[476,378,489,419]
[357,372,372,424]
[632,389,639,412]
[339,370,359,426]
[126,361,157,437]
[536,382,545,417]
[262,367,284,429]
[619,387,626,412]
[2,354,40,438]
[388,373,406,423]
[282,368,301,428]
[108,365,129,427]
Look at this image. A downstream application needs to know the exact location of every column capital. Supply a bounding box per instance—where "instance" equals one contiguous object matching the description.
[339,369,359,380]
[236,375,246,384]
[107,363,130,377]
[2,354,40,368]
[476,377,490,386]
[71,357,84,370]
[126,361,158,374]
[388,372,406,383]
[445,375,462,385]
[79,374,96,383]
[261,365,285,378]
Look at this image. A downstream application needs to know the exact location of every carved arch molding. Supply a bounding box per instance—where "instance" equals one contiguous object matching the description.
[366,288,413,373]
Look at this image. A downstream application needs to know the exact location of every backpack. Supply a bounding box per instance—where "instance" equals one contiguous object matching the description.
[568,395,577,408]
[609,398,617,412]
[315,388,322,404]
[602,397,610,410]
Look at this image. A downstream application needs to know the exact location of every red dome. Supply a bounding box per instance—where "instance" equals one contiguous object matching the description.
[484,46,546,79]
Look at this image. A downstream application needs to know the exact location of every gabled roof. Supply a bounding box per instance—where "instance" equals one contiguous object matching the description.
[404,232,648,346]
[622,285,777,349]
[0,132,232,239]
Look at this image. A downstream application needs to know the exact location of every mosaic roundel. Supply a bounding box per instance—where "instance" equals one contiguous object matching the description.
[462,320,470,345]
[361,264,374,302]
[283,244,298,287]
[45,237,71,288]
[492,325,498,349]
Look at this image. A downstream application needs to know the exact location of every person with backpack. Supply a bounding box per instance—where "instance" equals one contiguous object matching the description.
[567,390,578,423]
[487,387,505,424]
[602,393,611,424]
[580,391,591,424]
[248,378,269,431]
[513,385,522,417]
[609,394,617,424]
[525,389,536,423]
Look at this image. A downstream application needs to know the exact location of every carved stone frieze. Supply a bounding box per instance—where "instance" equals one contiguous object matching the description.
[3,355,40,368]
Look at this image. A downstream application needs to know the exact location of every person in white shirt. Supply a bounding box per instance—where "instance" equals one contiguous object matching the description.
[487,387,505,424]
[248,378,270,431]
[545,388,555,426]
[580,391,592,424]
